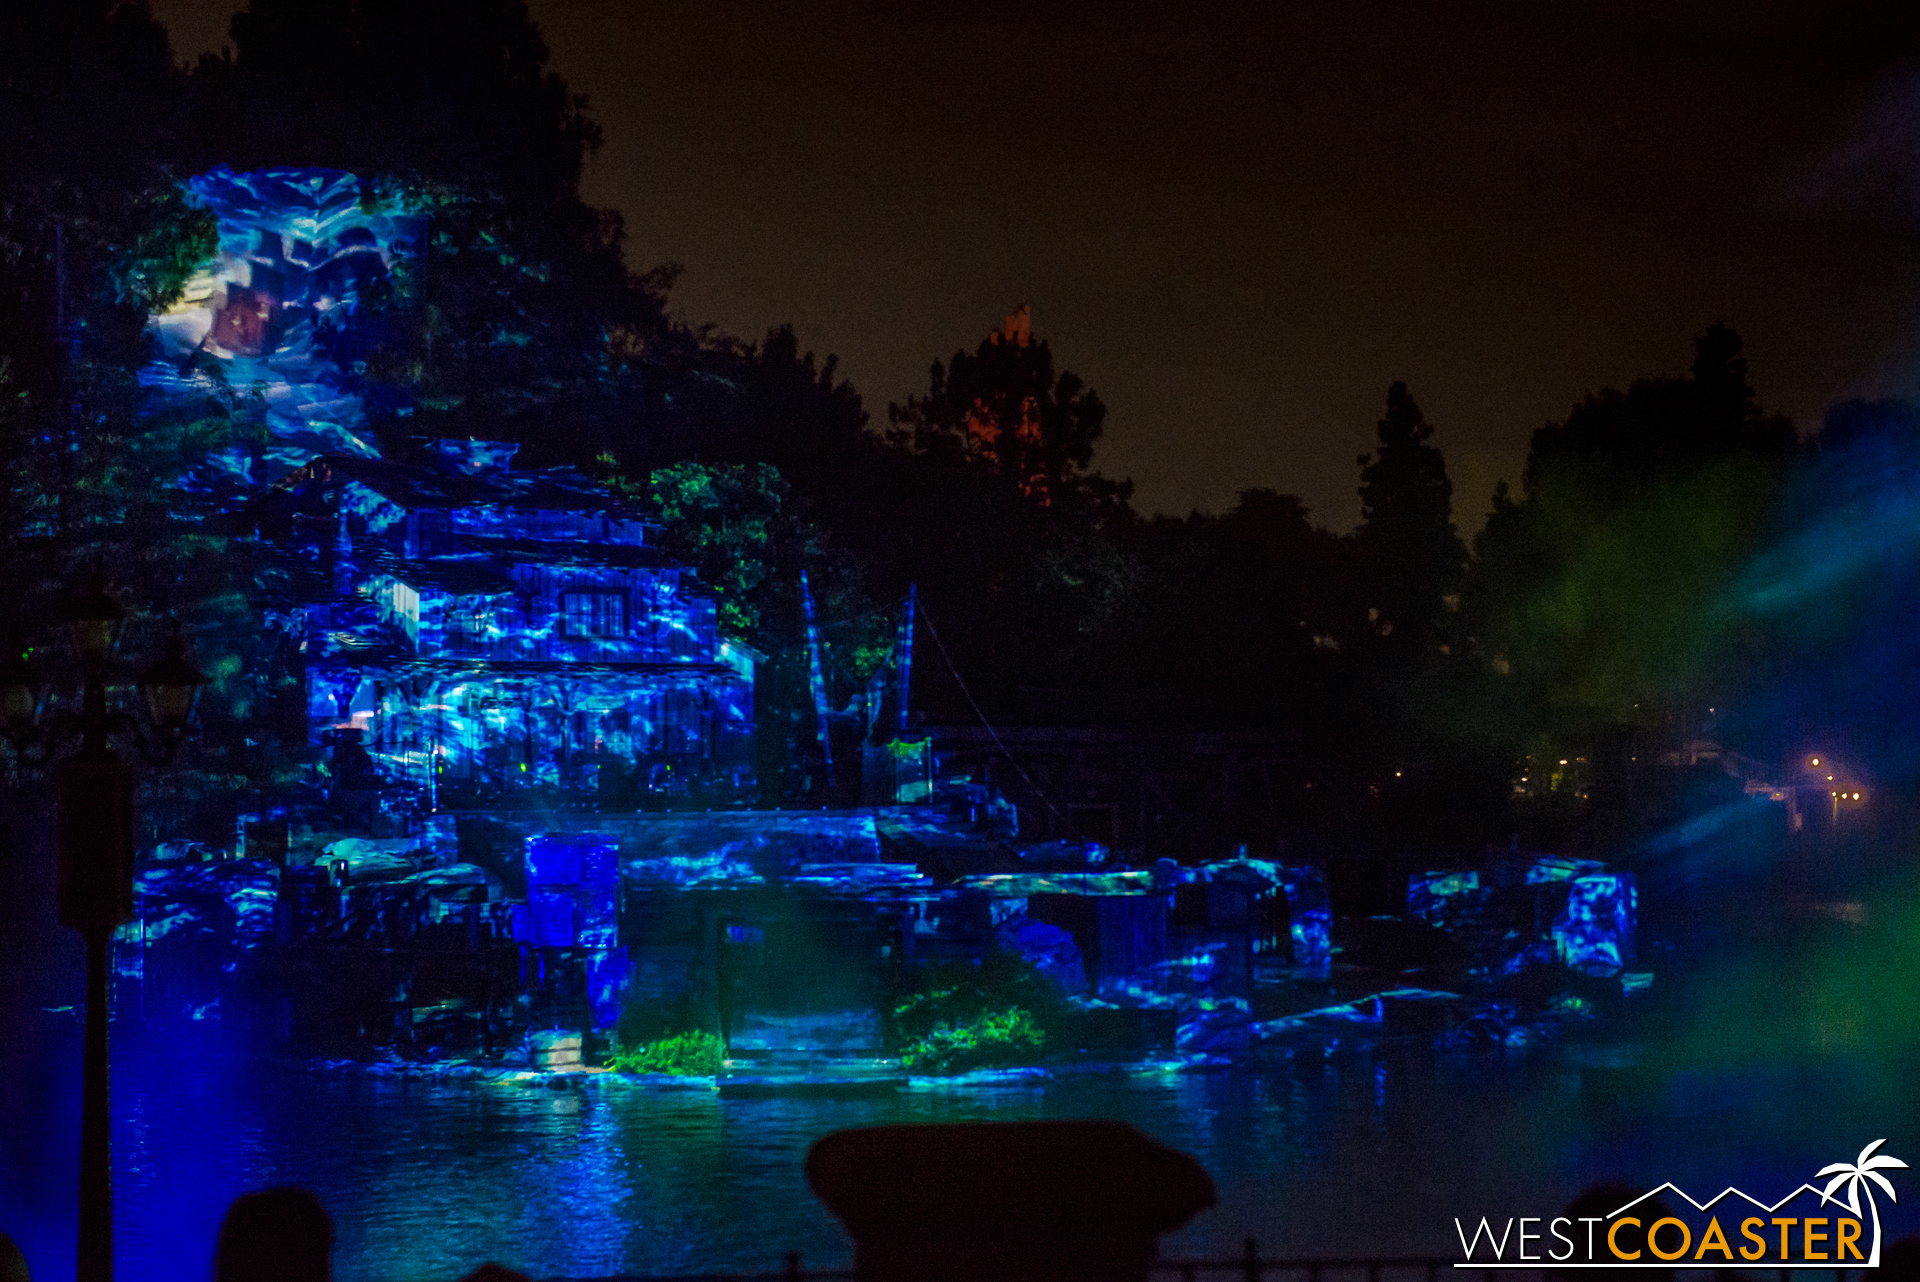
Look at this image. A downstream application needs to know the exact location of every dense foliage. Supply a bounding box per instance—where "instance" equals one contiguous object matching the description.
[888,318,1123,508]
[9,0,1913,868]
[887,953,1066,1073]
[607,1030,726,1078]
[897,1008,1047,1075]
[1353,382,1469,665]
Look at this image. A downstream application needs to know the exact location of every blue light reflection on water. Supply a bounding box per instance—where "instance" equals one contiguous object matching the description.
[93,1041,1920,1282]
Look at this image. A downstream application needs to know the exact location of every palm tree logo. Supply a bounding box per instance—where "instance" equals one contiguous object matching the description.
[1818,1139,1908,1266]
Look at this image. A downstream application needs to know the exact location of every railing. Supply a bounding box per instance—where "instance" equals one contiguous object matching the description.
[541,1242,1876,1282]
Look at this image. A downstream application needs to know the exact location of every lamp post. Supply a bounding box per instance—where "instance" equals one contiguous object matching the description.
[1,583,206,1282]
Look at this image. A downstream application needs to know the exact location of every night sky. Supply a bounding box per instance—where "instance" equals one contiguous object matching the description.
[152,0,1920,531]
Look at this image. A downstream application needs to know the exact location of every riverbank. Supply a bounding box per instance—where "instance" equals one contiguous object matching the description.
[287,1051,1277,1092]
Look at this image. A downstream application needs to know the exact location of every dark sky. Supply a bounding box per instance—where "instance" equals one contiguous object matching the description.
[154,1,1920,531]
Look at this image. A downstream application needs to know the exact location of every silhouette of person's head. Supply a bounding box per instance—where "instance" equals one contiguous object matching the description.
[0,1231,30,1282]
[215,1188,332,1282]
[1883,1236,1920,1280]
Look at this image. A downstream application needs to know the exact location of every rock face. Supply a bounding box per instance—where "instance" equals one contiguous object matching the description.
[806,1120,1215,1282]
[995,915,1088,995]
[145,167,420,474]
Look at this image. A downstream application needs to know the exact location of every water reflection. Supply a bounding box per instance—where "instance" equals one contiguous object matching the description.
[82,1010,1920,1279]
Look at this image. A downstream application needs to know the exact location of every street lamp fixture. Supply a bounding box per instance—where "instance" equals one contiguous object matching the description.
[0,648,44,740]
[138,624,207,746]
[2,608,207,770]
[63,578,124,671]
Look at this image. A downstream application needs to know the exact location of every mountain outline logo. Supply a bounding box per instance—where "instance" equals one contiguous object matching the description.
[1455,1141,1907,1268]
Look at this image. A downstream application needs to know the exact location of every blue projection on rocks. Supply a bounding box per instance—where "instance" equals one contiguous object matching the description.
[252,446,757,811]
[144,168,757,814]
[45,166,1711,1282]
[110,169,1669,1097]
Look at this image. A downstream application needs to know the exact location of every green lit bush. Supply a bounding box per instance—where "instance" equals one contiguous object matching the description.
[607,1030,726,1077]
[899,1006,1046,1074]
[889,952,1067,1042]
[888,953,1063,1074]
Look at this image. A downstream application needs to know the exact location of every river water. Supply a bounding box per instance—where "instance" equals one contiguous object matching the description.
[6,880,1919,1282]
[83,1026,1918,1282]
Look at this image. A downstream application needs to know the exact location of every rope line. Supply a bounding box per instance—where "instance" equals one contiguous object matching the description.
[916,601,1070,829]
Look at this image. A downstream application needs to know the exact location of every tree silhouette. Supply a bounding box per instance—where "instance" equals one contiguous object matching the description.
[1818,1139,1907,1266]
[183,0,598,206]
[1466,325,1795,726]
[889,307,1120,507]
[1353,381,1467,663]
[0,1,214,404]
[182,0,661,452]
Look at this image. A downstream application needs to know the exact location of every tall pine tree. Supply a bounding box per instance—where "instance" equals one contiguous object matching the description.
[1352,382,1467,663]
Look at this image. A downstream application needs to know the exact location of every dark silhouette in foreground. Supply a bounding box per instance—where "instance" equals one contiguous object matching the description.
[0,1232,29,1282]
[214,1189,332,1282]
[214,1188,533,1282]
[808,1120,1215,1282]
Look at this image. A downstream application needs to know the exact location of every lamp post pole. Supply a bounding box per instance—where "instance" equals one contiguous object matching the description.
[4,586,206,1282]
[58,674,137,1282]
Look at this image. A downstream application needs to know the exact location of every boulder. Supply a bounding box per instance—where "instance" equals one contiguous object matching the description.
[1175,1002,1253,1054]
[995,915,1088,995]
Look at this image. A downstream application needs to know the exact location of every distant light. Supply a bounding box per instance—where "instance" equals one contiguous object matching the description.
[1394,771,1402,777]
[1559,759,1569,766]
[1828,775,1834,781]
[1811,757,1821,766]
[1854,792,1862,800]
